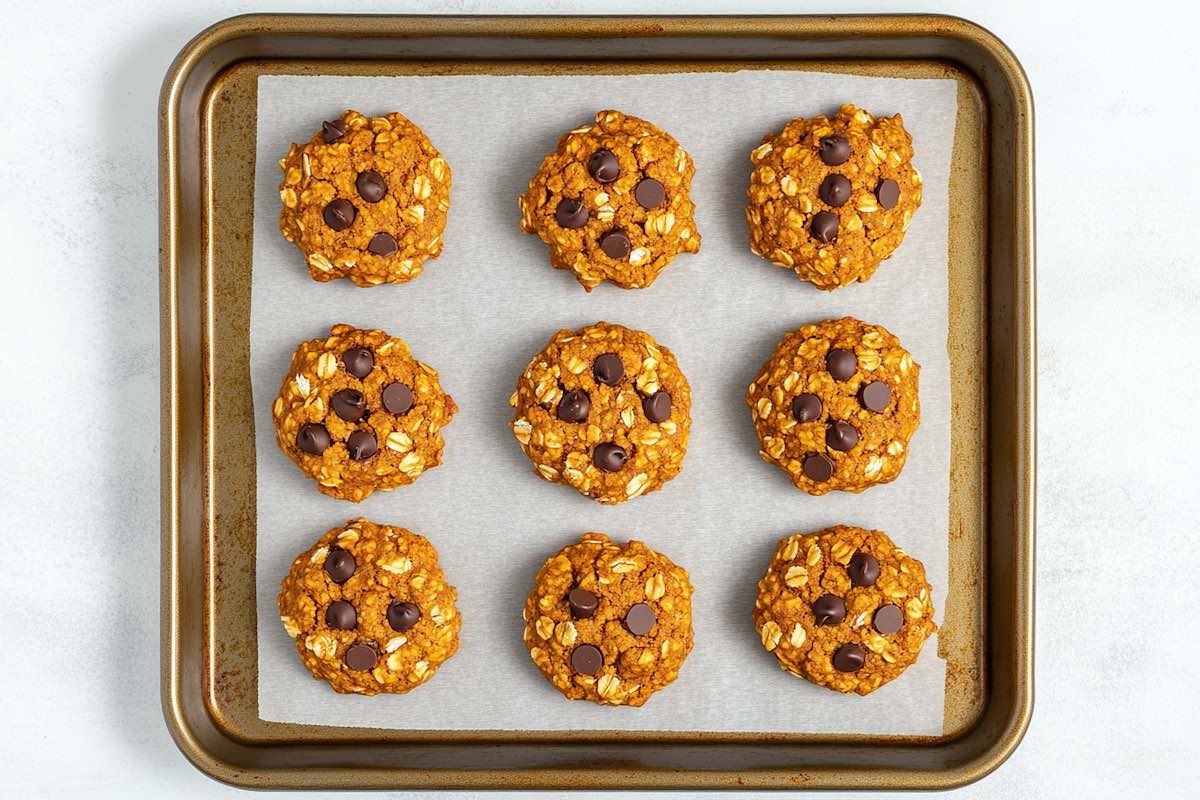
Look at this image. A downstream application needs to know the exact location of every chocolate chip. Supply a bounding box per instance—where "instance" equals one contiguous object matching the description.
[346,430,377,461]
[325,600,357,630]
[813,594,847,626]
[642,391,672,423]
[847,552,881,587]
[873,604,904,635]
[593,442,627,472]
[792,393,822,423]
[356,170,387,202]
[587,148,620,182]
[826,420,859,452]
[819,174,852,207]
[832,642,866,672]
[826,348,857,381]
[556,389,591,423]
[802,452,834,482]
[599,230,631,260]
[323,548,356,584]
[593,353,624,386]
[860,380,891,412]
[296,423,331,455]
[634,177,666,209]
[568,587,599,619]
[322,199,356,231]
[818,135,851,166]
[343,347,374,378]
[555,197,589,229]
[321,119,345,143]
[624,603,656,636]
[381,382,414,414]
[571,643,604,675]
[367,232,397,256]
[876,179,900,209]
[344,642,377,671]
[811,211,838,243]
[387,600,421,632]
[331,389,366,422]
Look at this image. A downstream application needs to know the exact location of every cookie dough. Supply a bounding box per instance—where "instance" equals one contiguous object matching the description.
[509,322,692,504]
[278,518,460,695]
[747,317,919,495]
[746,104,921,290]
[519,110,701,290]
[752,525,936,695]
[523,532,694,706]
[273,324,457,502]
[278,110,451,286]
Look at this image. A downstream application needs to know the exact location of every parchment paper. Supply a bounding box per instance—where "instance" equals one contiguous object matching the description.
[251,70,956,734]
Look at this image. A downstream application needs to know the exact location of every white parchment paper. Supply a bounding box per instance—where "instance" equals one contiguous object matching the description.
[251,70,956,735]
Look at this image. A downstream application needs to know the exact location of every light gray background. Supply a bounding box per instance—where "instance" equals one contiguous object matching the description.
[251,72,953,733]
[2,0,1196,797]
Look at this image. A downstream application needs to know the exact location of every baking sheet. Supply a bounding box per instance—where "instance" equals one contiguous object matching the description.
[251,70,956,735]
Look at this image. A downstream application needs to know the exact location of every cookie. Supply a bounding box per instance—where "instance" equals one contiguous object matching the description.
[519,110,701,290]
[523,532,694,706]
[272,324,457,502]
[278,110,451,286]
[747,317,919,495]
[746,104,921,290]
[753,525,936,695]
[277,519,460,695]
[509,322,692,504]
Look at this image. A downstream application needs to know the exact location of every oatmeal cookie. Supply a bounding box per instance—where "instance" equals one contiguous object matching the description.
[747,317,919,495]
[278,110,451,286]
[278,519,460,695]
[509,322,691,504]
[746,104,921,290]
[753,525,936,695]
[523,533,694,706]
[519,110,701,290]
[273,324,457,502]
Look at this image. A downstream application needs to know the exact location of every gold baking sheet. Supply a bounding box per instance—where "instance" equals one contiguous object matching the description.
[160,14,1033,790]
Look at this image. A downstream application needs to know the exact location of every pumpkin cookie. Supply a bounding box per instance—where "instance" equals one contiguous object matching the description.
[278,110,451,286]
[278,519,460,695]
[273,324,457,502]
[747,317,919,495]
[523,533,694,706]
[509,322,691,504]
[746,104,921,290]
[753,525,936,695]
[519,110,701,290]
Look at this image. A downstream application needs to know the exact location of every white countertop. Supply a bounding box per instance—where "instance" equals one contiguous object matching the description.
[2,0,1194,797]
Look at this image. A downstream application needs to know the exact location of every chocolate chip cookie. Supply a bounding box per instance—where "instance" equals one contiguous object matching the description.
[523,533,694,706]
[519,110,701,290]
[278,110,451,286]
[747,317,919,495]
[746,104,921,290]
[278,519,460,695]
[509,322,691,504]
[753,525,936,695]
[273,324,457,502]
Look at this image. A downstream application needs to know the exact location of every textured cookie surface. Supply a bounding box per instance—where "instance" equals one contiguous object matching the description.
[278,519,460,695]
[509,322,691,504]
[519,110,701,290]
[753,525,936,695]
[747,317,919,495]
[746,104,921,290]
[278,110,451,286]
[523,533,694,706]
[273,324,457,502]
